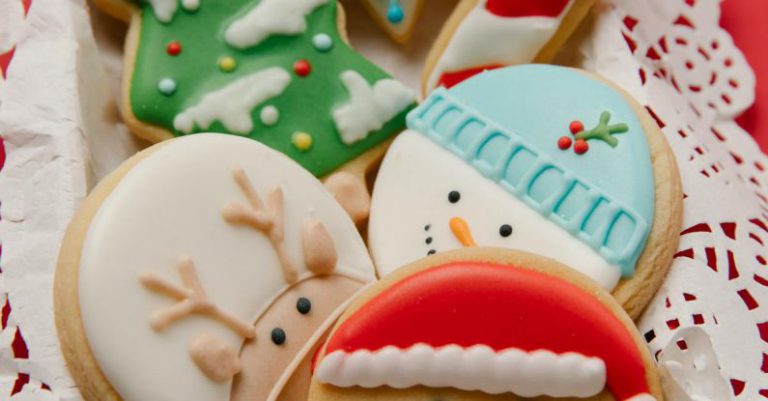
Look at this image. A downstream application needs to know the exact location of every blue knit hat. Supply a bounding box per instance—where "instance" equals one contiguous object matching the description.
[407,65,655,277]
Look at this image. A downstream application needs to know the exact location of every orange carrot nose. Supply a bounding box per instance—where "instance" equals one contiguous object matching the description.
[450,217,477,247]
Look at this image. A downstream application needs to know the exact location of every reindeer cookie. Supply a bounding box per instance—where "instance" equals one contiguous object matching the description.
[94,0,416,223]
[54,134,376,401]
[423,0,595,94]
[309,248,664,401]
[369,65,683,318]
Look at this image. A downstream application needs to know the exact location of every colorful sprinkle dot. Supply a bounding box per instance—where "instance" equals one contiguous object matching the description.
[292,131,313,151]
[387,3,404,23]
[557,136,572,150]
[294,59,312,77]
[569,120,584,134]
[166,41,182,56]
[260,106,279,126]
[574,139,589,154]
[182,0,199,11]
[157,78,177,96]
[218,56,237,72]
[312,33,333,53]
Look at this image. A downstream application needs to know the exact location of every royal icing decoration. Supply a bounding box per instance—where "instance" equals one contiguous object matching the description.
[260,105,279,126]
[369,65,655,290]
[333,70,416,145]
[158,77,177,95]
[125,0,413,177]
[358,0,424,43]
[146,0,178,23]
[77,135,376,401]
[426,0,576,91]
[224,0,327,49]
[316,261,657,400]
[173,67,291,134]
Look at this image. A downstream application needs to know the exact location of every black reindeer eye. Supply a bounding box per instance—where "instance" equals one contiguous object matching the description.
[271,328,286,345]
[296,297,311,314]
[499,224,513,237]
[448,191,461,204]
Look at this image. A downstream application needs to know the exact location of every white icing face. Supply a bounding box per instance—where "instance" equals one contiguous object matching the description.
[78,134,375,401]
[369,130,621,289]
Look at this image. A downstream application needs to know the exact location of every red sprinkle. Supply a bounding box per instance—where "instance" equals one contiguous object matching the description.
[167,41,182,56]
[569,120,584,134]
[294,59,312,77]
[574,139,589,154]
[557,136,572,150]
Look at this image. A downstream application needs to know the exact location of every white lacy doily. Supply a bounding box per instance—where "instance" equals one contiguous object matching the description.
[0,0,766,400]
[576,0,767,399]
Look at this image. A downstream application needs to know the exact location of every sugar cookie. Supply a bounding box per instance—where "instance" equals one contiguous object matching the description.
[369,65,683,318]
[423,0,595,94]
[54,134,376,401]
[309,248,664,401]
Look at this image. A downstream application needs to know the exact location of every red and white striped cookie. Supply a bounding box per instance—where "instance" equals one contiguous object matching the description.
[422,0,595,94]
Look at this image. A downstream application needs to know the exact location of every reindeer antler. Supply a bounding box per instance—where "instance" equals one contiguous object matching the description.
[140,256,256,339]
[222,167,299,284]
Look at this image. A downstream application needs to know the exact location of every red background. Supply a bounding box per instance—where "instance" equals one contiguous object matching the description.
[721,0,768,152]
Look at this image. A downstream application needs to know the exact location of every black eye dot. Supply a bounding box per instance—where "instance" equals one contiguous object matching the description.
[499,224,513,237]
[448,191,461,203]
[271,328,286,345]
[296,297,312,314]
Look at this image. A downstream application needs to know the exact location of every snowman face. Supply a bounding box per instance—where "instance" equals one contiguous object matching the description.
[369,130,621,290]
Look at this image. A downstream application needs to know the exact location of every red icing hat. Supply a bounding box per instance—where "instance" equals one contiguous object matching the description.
[315,261,656,401]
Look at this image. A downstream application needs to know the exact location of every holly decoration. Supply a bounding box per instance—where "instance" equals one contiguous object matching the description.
[124,0,413,177]
[558,111,629,154]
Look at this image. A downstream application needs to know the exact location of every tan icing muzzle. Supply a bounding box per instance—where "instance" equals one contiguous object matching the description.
[450,217,477,247]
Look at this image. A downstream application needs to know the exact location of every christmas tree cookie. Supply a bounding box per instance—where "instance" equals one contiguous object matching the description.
[369,65,683,318]
[423,0,596,94]
[54,135,377,401]
[94,0,416,223]
[309,248,663,401]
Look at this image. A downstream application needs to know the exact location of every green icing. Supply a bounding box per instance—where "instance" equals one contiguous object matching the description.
[129,1,413,176]
[575,111,629,147]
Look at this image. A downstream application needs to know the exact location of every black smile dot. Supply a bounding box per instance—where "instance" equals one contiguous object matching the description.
[499,224,513,237]
[296,297,312,314]
[427,249,437,256]
[424,224,431,231]
[448,191,461,204]
[271,328,286,345]
[425,237,433,244]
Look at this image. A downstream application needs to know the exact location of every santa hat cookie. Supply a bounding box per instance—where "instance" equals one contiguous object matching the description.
[423,0,596,94]
[54,135,377,401]
[309,248,663,401]
[92,0,416,224]
[369,65,682,318]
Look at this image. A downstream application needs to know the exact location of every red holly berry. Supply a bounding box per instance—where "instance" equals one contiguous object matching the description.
[166,41,182,56]
[557,136,572,150]
[569,120,584,134]
[574,139,589,154]
[294,59,312,77]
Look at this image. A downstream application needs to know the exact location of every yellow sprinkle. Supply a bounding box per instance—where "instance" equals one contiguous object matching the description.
[218,56,237,72]
[292,132,313,151]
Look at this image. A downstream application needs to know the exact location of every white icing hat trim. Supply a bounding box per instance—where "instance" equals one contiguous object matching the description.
[316,344,607,398]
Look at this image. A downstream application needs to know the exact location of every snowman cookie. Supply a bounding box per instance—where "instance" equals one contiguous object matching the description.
[357,0,426,44]
[309,248,664,401]
[369,65,683,318]
[93,0,416,223]
[423,0,595,94]
[54,134,376,401]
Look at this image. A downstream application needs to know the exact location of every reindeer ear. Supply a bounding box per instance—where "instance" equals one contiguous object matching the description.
[323,172,370,226]
[302,219,338,275]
